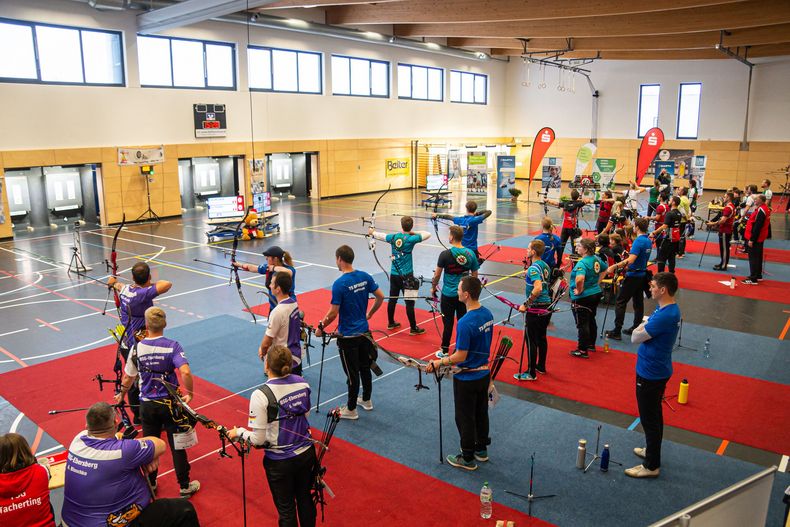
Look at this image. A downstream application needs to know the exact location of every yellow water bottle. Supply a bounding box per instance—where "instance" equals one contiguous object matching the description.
[678,378,689,405]
[603,335,610,353]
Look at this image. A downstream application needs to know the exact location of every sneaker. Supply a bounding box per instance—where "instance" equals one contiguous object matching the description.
[180,480,201,498]
[387,322,401,330]
[712,265,724,271]
[356,397,373,411]
[446,454,477,471]
[604,330,622,340]
[624,464,660,478]
[623,327,637,336]
[435,350,448,359]
[338,406,359,420]
[513,372,537,381]
[587,346,597,353]
[677,254,685,259]
[633,447,646,459]
[741,279,758,285]
[474,450,489,462]
[535,367,547,375]
[570,349,589,359]
[410,327,426,336]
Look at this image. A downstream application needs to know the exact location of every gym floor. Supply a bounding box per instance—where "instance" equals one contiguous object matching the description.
[1,184,788,525]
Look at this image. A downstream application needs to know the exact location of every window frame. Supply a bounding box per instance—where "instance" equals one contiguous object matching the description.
[397,62,444,102]
[247,44,323,95]
[137,33,236,91]
[637,83,661,138]
[331,54,390,99]
[676,82,702,140]
[0,17,125,87]
[449,70,487,105]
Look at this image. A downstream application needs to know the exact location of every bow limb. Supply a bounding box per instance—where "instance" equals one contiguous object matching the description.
[103,214,126,316]
[366,186,392,282]
[231,216,257,324]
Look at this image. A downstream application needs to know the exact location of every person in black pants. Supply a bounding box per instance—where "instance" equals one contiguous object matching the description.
[626,272,681,479]
[430,226,480,358]
[652,197,682,273]
[569,238,605,358]
[545,189,594,265]
[605,219,653,340]
[708,191,736,271]
[743,194,772,285]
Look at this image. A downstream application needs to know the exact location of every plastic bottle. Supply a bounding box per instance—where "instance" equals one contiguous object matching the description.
[603,335,610,353]
[480,482,493,519]
[703,338,710,359]
[576,439,587,469]
[600,444,610,472]
[678,378,689,404]
[730,277,735,289]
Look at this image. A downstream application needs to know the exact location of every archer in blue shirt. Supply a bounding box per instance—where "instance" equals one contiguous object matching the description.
[627,272,681,478]
[534,217,562,269]
[435,201,492,258]
[427,276,493,470]
[316,245,385,420]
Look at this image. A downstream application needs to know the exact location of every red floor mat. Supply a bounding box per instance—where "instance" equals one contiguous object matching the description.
[294,289,790,455]
[672,267,790,303]
[683,239,790,264]
[0,345,550,527]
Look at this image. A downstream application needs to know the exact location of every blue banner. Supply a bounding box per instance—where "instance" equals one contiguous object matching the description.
[496,156,516,199]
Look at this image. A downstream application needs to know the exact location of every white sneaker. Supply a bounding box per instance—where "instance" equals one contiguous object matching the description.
[338,406,359,420]
[356,397,373,411]
[633,447,646,459]
[624,464,659,478]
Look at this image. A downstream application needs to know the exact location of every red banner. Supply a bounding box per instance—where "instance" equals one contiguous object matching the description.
[635,127,665,185]
[528,127,555,184]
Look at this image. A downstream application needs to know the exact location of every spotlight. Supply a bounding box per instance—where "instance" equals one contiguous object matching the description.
[250,13,258,22]
[88,0,97,6]
[477,52,488,60]
[389,36,396,43]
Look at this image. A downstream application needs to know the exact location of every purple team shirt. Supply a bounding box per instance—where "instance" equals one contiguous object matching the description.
[61,433,154,527]
[119,284,158,347]
[124,336,188,400]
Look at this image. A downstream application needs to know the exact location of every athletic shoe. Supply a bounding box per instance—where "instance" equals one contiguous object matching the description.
[623,327,637,336]
[633,447,646,459]
[474,450,489,462]
[535,367,547,374]
[387,322,401,330]
[180,481,201,498]
[677,254,685,259]
[587,345,597,352]
[624,464,660,478]
[338,406,359,420]
[569,349,589,359]
[356,397,373,411]
[410,327,426,336]
[446,454,477,471]
[712,264,725,271]
[513,372,537,381]
[741,279,758,285]
[604,330,622,340]
[435,350,448,359]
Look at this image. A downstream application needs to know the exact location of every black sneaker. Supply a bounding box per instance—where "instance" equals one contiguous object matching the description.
[741,279,758,285]
[570,349,589,359]
[410,327,426,336]
[387,322,401,330]
[623,327,636,336]
[605,330,622,340]
[712,265,724,271]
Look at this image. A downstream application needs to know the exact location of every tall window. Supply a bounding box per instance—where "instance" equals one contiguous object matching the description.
[637,84,661,138]
[398,63,443,101]
[677,82,702,139]
[0,18,124,85]
[137,35,235,90]
[248,46,322,94]
[331,55,389,98]
[449,70,487,104]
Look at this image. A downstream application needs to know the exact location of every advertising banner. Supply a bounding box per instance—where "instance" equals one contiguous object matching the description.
[635,127,664,185]
[574,142,597,181]
[496,155,516,199]
[592,158,618,196]
[448,150,461,180]
[118,146,165,166]
[541,157,562,201]
[690,155,706,195]
[385,158,410,178]
[528,127,555,184]
[653,161,675,187]
[467,151,488,195]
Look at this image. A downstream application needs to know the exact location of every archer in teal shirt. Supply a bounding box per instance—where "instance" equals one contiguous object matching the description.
[570,255,604,300]
[525,259,552,304]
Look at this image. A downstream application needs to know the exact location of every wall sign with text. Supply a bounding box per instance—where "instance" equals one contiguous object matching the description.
[385,158,410,178]
[193,104,227,138]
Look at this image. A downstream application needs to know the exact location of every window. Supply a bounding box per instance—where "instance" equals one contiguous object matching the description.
[247,45,322,94]
[0,18,123,85]
[449,70,487,104]
[137,35,235,89]
[637,84,661,138]
[331,55,389,98]
[677,82,702,139]
[398,63,443,101]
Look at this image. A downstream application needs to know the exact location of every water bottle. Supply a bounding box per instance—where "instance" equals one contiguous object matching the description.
[576,439,587,469]
[703,338,710,359]
[480,482,493,519]
[600,444,610,472]
[603,335,610,353]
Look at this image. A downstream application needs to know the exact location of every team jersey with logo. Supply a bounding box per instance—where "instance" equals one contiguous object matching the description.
[437,246,479,298]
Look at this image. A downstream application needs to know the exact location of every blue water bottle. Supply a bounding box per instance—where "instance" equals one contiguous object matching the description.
[600,444,610,472]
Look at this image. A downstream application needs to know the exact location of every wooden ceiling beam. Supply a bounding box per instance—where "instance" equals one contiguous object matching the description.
[257,0,402,8]
[393,0,790,38]
[326,0,744,25]
[449,25,790,51]
[491,42,790,60]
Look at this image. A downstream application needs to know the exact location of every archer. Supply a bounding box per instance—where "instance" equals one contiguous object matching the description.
[233,245,297,316]
[432,200,492,263]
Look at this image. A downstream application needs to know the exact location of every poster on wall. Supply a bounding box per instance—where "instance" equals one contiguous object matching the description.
[193,103,227,138]
[467,151,488,195]
[650,149,694,187]
[690,155,706,195]
[541,158,562,201]
[385,158,410,178]
[496,156,516,199]
[249,159,266,194]
[592,159,618,198]
[448,150,461,180]
[118,146,165,166]
[653,161,675,187]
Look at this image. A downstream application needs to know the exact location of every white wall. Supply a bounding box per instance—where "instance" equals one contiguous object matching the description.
[0,0,507,150]
[504,57,790,142]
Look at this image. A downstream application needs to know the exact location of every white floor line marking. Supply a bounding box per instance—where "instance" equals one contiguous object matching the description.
[780,455,789,472]
[45,311,103,326]
[0,247,64,271]
[10,412,24,433]
[0,273,44,296]
[0,336,114,364]
[35,445,65,456]
[0,328,29,338]
[157,448,222,478]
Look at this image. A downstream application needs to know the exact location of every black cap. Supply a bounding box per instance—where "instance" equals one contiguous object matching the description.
[263,246,284,259]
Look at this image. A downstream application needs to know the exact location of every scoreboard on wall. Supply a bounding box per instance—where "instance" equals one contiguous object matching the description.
[193,104,227,138]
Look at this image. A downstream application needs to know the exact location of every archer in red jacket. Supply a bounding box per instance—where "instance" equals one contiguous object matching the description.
[0,433,56,527]
[742,194,771,285]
